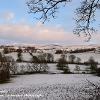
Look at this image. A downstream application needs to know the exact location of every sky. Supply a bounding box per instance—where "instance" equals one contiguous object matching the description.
[0,0,100,45]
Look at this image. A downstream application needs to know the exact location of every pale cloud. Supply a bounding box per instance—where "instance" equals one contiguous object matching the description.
[0,22,99,44]
[0,22,67,41]
[0,11,15,21]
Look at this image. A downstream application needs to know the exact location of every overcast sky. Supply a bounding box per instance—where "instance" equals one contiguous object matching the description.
[0,0,100,45]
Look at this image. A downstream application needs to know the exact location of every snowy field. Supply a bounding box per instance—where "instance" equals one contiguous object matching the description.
[1,48,100,99]
[0,74,100,100]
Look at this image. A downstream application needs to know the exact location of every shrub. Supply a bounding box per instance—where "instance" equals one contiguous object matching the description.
[0,53,10,82]
[63,64,70,74]
[16,48,23,62]
[3,47,9,54]
[55,50,63,54]
[88,56,98,73]
[69,55,76,63]
[43,53,54,62]
[57,54,70,73]
[57,55,67,70]
[74,65,80,74]
[76,57,81,63]
[6,56,17,75]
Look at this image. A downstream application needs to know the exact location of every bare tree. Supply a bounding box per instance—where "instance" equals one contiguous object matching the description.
[26,0,71,22]
[74,0,100,41]
[27,0,100,39]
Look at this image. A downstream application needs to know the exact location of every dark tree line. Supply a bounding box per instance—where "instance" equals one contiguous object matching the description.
[69,48,95,53]
[55,48,95,54]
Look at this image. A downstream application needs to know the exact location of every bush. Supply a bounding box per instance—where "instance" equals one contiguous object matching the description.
[43,53,54,62]
[0,53,10,82]
[88,56,98,73]
[74,65,80,74]
[63,64,70,74]
[6,56,17,75]
[57,54,70,73]
[57,55,67,70]
[55,50,63,54]
[76,57,81,63]
[96,68,100,76]
[3,47,9,54]
[0,69,10,83]
[16,48,23,62]
[69,55,76,63]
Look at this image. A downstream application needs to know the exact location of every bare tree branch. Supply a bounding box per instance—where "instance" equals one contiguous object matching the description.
[26,0,71,23]
[26,0,100,40]
[74,0,100,41]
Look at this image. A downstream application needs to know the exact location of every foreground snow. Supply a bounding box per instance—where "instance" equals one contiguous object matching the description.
[0,74,100,100]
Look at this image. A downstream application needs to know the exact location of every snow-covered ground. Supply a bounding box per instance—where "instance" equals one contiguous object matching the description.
[0,74,99,89]
[0,74,100,100]
[1,45,100,99]
[48,64,64,74]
